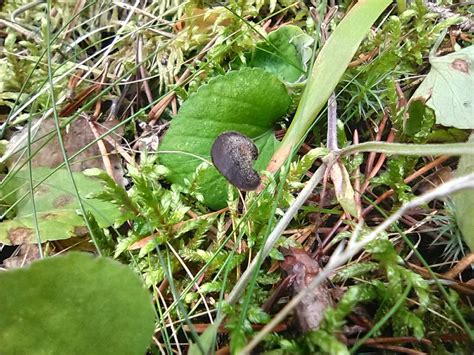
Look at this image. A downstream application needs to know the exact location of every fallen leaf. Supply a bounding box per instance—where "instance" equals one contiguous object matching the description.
[411,45,474,129]
[280,248,333,332]
[0,168,120,244]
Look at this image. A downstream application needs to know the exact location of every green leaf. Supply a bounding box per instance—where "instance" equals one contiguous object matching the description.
[0,252,155,355]
[453,132,474,251]
[158,68,291,209]
[188,323,219,355]
[404,98,435,141]
[411,45,474,129]
[332,262,380,282]
[250,25,313,83]
[306,330,349,355]
[0,168,121,244]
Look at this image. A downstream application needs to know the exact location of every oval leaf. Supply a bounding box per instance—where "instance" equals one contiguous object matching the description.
[158,68,291,209]
[0,252,155,355]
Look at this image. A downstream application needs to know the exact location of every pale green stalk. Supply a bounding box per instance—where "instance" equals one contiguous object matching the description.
[267,0,392,174]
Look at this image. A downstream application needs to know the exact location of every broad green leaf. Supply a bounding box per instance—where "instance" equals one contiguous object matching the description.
[0,168,121,244]
[411,45,474,129]
[159,68,291,209]
[453,133,474,251]
[250,25,314,83]
[0,252,155,355]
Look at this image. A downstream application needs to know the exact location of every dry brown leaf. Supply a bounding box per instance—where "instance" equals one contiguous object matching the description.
[280,248,333,332]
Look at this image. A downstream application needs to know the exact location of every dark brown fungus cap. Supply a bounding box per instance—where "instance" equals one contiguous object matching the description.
[210,131,261,191]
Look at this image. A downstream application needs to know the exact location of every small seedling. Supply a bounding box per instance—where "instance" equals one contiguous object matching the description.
[211,131,261,191]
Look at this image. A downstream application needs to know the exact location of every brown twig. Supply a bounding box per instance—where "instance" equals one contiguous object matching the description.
[361,344,426,355]
[353,129,362,219]
[409,263,474,296]
[137,34,154,105]
[365,112,389,174]
[346,336,432,346]
[86,117,115,179]
[443,252,474,279]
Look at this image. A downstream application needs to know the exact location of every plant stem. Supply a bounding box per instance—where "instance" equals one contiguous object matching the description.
[340,141,474,157]
[327,92,338,151]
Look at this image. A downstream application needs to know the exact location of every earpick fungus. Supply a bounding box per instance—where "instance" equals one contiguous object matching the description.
[211,132,261,191]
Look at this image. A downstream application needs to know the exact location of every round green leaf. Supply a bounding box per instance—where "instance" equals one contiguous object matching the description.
[158,68,291,209]
[0,252,155,355]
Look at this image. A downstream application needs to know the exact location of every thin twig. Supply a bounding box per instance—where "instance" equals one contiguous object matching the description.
[364,344,426,355]
[443,253,474,279]
[137,35,154,105]
[364,113,388,176]
[327,93,338,151]
[86,118,115,180]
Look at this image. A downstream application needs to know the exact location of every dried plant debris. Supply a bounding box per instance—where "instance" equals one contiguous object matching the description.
[280,248,333,332]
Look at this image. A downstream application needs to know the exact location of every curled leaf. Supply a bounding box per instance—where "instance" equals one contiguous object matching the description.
[330,162,358,218]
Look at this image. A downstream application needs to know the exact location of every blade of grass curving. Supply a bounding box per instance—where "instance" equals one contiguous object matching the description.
[26,106,43,258]
[267,0,392,174]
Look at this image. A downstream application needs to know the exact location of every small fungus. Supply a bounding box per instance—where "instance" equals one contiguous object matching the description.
[211,131,261,191]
